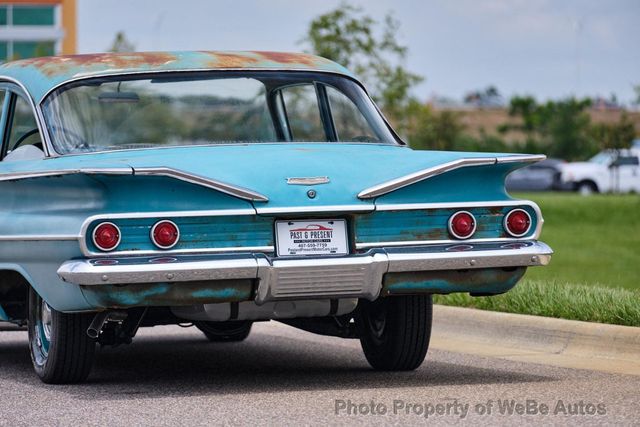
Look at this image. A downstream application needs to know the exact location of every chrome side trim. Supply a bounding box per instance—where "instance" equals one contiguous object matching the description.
[81,246,275,258]
[0,234,78,241]
[356,237,531,250]
[372,200,544,240]
[256,204,374,214]
[133,167,268,202]
[0,167,133,182]
[358,155,546,199]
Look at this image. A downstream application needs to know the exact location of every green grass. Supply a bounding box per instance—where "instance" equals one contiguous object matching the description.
[435,192,640,326]
[434,280,640,327]
[515,192,640,290]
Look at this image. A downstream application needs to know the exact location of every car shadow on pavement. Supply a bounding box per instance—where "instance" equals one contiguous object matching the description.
[0,329,556,399]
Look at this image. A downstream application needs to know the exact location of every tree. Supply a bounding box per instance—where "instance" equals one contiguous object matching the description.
[303,4,422,128]
[108,31,135,53]
[506,96,594,160]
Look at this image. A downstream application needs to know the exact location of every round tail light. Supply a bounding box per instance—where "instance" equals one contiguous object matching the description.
[151,220,180,249]
[92,222,121,252]
[504,209,532,237]
[448,211,476,239]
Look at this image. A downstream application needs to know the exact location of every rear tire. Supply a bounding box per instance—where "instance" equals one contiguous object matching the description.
[28,288,96,384]
[356,295,432,371]
[195,320,253,342]
[577,181,597,196]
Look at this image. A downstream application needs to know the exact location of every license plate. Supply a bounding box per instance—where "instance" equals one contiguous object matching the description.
[275,219,348,257]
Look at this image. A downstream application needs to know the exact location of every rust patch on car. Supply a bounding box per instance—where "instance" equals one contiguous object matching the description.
[382,267,526,296]
[10,52,179,77]
[201,51,260,68]
[80,279,253,309]
[254,51,327,67]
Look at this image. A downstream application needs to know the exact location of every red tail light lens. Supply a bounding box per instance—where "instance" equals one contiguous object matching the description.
[151,220,180,249]
[504,209,532,237]
[92,222,121,251]
[448,211,476,239]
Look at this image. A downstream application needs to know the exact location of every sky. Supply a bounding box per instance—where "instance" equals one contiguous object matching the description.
[77,0,640,104]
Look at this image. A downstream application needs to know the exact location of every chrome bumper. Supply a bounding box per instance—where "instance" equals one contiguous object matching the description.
[58,241,552,304]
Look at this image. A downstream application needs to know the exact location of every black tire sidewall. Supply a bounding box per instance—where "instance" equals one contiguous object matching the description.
[357,295,433,371]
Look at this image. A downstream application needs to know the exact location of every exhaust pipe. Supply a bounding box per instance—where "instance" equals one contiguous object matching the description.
[87,312,110,339]
[87,311,128,339]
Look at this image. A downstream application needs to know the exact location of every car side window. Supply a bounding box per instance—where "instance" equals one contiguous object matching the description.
[326,85,377,142]
[614,156,639,166]
[278,84,327,142]
[4,94,42,158]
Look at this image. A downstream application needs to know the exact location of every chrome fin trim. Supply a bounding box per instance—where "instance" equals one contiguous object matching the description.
[358,155,546,199]
[133,167,269,202]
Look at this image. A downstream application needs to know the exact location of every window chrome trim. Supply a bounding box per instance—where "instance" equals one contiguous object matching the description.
[358,155,546,199]
[37,68,402,157]
[0,75,54,157]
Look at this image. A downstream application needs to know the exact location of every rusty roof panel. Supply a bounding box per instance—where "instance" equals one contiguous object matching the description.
[0,51,353,103]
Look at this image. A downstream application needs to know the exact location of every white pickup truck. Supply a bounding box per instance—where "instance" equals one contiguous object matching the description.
[560,149,640,195]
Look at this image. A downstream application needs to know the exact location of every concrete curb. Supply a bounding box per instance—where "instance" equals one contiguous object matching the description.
[431,305,640,376]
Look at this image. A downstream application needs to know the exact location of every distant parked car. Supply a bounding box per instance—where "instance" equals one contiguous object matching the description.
[506,158,566,191]
[560,149,640,195]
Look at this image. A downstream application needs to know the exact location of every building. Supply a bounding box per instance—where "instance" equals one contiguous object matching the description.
[0,0,75,62]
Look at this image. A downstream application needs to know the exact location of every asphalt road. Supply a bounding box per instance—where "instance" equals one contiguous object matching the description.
[0,322,637,426]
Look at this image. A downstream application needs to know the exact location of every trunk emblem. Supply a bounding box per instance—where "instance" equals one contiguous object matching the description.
[286,176,330,185]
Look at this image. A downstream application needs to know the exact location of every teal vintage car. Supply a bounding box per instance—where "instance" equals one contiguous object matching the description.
[0,51,552,383]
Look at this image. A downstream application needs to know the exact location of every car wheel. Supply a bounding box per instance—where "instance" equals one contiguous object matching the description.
[577,181,597,196]
[356,295,432,371]
[194,320,253,342]
[28,288,96,384]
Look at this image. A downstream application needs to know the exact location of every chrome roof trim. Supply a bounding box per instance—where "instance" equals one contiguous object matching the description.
[0,167,133,181]
[358,155,546,199]
[133,167,268,202]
